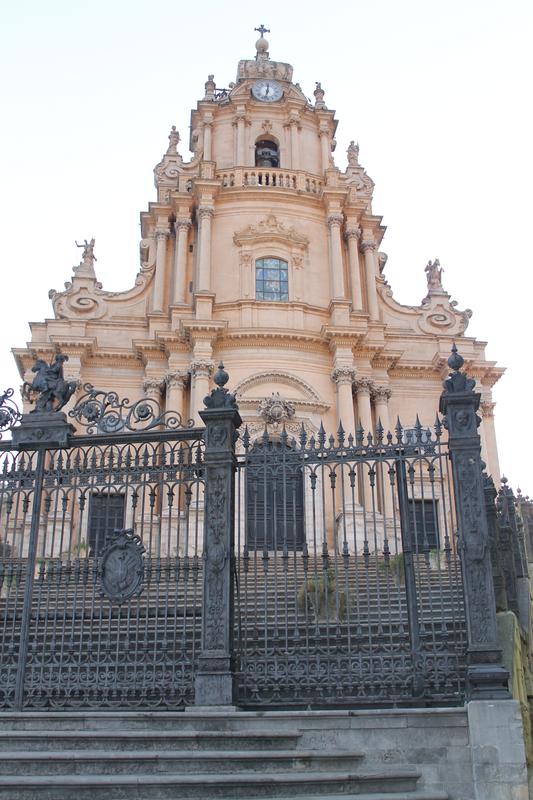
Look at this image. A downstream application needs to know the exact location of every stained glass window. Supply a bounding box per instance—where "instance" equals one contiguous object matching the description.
[255,258,289,302]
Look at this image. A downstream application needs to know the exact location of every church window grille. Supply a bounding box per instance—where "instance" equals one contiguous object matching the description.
[410,498,440,551]
[255,257,289,302]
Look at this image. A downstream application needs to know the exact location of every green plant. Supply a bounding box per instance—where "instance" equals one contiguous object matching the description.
[379,552,405,584]
[297,567,346,622]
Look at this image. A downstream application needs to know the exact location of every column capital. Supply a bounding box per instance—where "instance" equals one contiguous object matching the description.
[191,360,214,379]
[354,377,374,396]
[142,378,165,397]
[198,206,214,221]
[175,217,192,232]
[372,384,392,402]
[165,370,189,390]
[327,213,344,229]
[361,238,377,253]
[344,224,361,241]
[155,228,170,240]
[331,366,356,385]
[480,400,496,418]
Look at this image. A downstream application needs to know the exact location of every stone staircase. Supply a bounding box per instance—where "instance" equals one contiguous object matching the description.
[0,710,452,799]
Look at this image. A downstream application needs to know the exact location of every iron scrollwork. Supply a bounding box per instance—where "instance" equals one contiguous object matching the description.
[100,528,145,604]
[0,388,22,439]
[70,384,195,434]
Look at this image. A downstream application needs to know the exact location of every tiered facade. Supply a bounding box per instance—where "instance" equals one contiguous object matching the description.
[14,32,502,482]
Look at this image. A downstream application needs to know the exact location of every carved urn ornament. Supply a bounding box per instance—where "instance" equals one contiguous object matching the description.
[258,392,295,426]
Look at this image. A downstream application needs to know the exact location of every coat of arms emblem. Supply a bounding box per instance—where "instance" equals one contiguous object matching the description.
[100,528,145,603]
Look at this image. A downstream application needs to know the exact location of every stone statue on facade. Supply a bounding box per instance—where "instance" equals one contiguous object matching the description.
[75,238,97,267]
[166,125,180,154]
[425,259,444,292]
[22,354,77,413]
[347,140,359,167]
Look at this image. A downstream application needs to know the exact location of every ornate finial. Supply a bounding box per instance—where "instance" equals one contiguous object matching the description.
[448,342,464,372]
[166,125,180,154]
[214,362,229,389]
[314,82,326,109]
[203,363,238,411]
[254,24,270,60]
[254,24,270,37]
[204,74,216,100]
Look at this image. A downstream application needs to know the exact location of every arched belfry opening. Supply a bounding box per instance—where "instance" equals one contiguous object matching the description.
[255,138,279,168]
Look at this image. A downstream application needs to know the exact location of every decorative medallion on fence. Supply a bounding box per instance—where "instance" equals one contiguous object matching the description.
[100,528,145,604]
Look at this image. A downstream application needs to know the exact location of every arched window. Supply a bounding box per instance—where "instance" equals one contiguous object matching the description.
[255,138,279,168]
[246,440,305,551]
[256,257,288,302]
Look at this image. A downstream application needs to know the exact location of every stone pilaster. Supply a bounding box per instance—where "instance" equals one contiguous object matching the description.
[372,384,394,519]
[173,218,191,305]
[152,229,169,313]
[354,377,375,510]
[361,238,379,321]
[480,399,500,487]
[165,371,189,420]
[331,366,356,435]
[345,224,363,310]
[327,213,346,300]
[197,206,214,293]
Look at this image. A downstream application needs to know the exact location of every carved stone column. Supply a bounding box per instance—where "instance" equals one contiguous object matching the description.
[372,385,394,519]
[197,207,214,293]
[480,400,500,487]
[331,366,356,435]
[142,378,165,402]
[327,213,346,300]
[195,364,242,706]
[190,360,214,424]
[153,229,169,313]
[361,238,379,321]
[439,345,509,699]
[165,371,189,420]
[355,377,374,510]
[173,218,191,305]
[345,225,363,310]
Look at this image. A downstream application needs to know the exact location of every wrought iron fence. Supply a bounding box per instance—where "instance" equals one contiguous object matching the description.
[0,348,511,711]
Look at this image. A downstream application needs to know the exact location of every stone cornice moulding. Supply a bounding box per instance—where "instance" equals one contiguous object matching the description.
[233,213,309,249]
[234,371,325,407]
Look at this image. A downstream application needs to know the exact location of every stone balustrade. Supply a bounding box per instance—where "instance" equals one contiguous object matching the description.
[217,168,323,195]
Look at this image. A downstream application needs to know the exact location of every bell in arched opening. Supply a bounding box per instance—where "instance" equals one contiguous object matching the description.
[255,139,279,168]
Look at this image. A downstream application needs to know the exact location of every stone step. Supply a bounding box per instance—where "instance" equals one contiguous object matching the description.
[0,748,363,776]
[0,767,423,799]
[0,729,301,752]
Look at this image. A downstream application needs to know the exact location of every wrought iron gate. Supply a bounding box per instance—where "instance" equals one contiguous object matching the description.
[234,423,467,707]
[0,400,205,711]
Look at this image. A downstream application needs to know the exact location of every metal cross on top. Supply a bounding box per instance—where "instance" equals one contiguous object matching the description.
[255,24,270,37]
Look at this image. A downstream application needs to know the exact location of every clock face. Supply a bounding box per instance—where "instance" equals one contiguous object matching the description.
[252,80,283,103]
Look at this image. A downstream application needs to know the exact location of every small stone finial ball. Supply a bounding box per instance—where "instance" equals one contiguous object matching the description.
[214,362,229,388]
[255,36,269,53]
[448,343,464,372]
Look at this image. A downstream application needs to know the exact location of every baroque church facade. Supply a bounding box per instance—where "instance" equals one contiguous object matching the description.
[14,31,502,488]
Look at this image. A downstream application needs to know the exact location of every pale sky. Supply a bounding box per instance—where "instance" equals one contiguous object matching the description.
[1,0,532,491]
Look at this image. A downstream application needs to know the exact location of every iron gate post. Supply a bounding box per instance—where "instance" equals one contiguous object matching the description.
[12,410,74,710]
[195,364,242,706]
[439,345,509,699]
